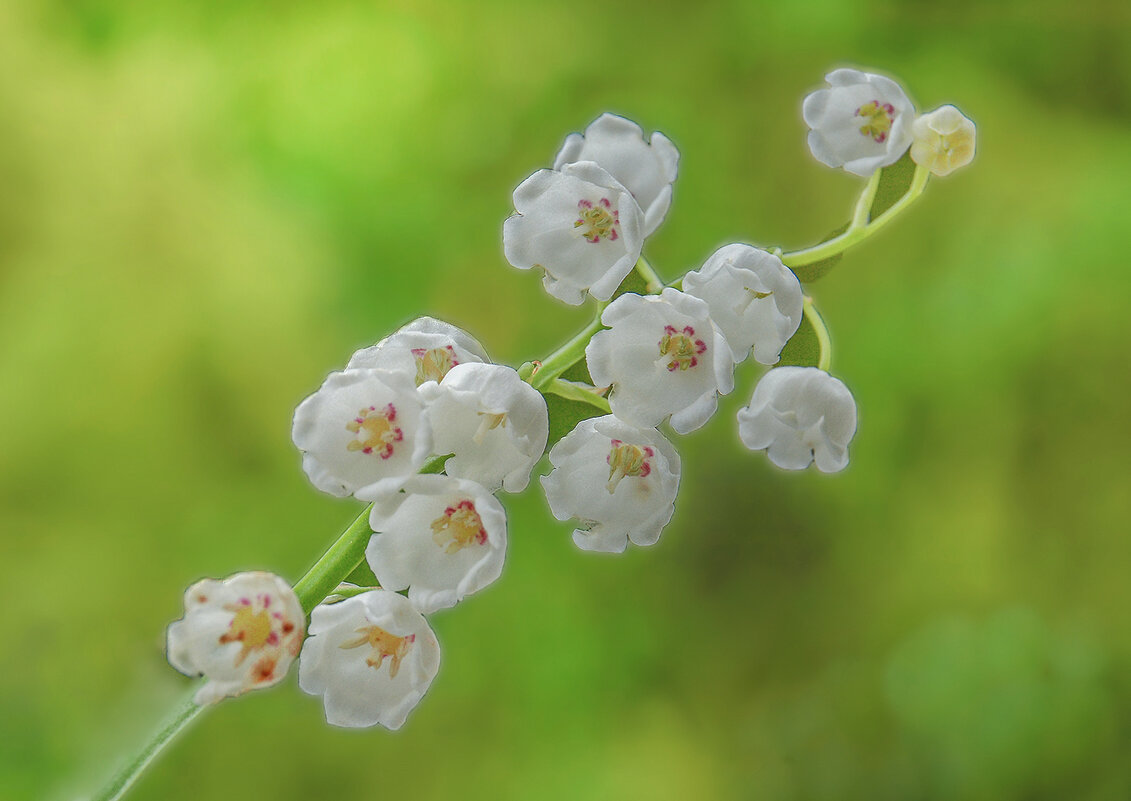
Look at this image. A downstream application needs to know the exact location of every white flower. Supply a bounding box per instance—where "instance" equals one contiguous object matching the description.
[802,68,915,177]
[682,244,804,365]
[910,105,976,177]
[736,366,857,472]
[292,368,432,497]
[503,161,644,306]
[585,288,734,434]
[346,317,490,387]
[417,362,548,492]
[542,415,681,553]
[360,475,506,614]
[553,113,679,237]
[167,572,305,705]
[299,590,440,729]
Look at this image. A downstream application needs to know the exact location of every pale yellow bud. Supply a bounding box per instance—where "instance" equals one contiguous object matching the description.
[910,105,976,177]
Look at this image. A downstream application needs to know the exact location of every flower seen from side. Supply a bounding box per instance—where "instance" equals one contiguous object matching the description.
[292,368,432,498]
[167,572,305,705]
[682,244,804,365]
[361,475,507,614]
[553,113,680,237]
[910,105,976,177]
[503,161,644,305]
[803,68,915,176]
[299,590,441,729]
[586,288,734,434]
[736,366,857,472]
[346,317,490,387]
[542,415,681,553]
[418,362,548,493]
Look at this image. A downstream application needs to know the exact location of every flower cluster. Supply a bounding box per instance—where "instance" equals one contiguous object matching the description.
[165,68,974,735]
[803,67,976,178]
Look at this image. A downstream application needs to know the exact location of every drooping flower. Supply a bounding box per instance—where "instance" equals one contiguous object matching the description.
[910,105,976,177]
[802,68,915,177]
[346,317,490,387]
[585,288,734,434]
[542,415,681,553]
[736,366,857,472]
[682,244,804,365]
[167,572,305,705]
[553,113,680,237]
[417,362,548,492]
[360,474,506,614]
[503,161,644,305]
[292,368,432,497]
[298,590,441,729]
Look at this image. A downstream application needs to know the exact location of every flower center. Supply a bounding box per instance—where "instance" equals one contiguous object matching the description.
[340,625,416,678]
[411,346,458,386]
[472,410,508,445]
[219,597,280,666]
[658,325,707,371]
[606,439,654,493]
[345,403,403,459]
[431,499,488,553]
[855,100,896,143]
[735,286,773,315]
[574,198,620,243]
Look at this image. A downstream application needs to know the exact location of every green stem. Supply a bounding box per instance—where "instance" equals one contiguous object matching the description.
[91,455,450,801]
[292,506,375,615]
[529,312,606,391]
[91,688,206,801]
[329,583,382,599]
[802,297,833,372]
[545,378,612,413]
[782,164,930,268]
[634,256,664,293]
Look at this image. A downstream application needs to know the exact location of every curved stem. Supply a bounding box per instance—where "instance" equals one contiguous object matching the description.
[529,312,606,391]
[91,688,205,801]
[89,456,450,801]
[634,256,664,293]
[545,378,612,413]
[782,164,930,268]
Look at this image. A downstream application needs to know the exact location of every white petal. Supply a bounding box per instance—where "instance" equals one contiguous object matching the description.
[586,289,733,432]
[683,244,804,365]
[416,363,548,493]
[553,113,680,237]
[298,591,440,729]
[292,368,432,498]
[346,317,489,387]
[542,415,681,553]
[737,367,857,472]
[503,162,644,305]
[802,68,915,176]
[363,475,506,614]
[166,572,305,705]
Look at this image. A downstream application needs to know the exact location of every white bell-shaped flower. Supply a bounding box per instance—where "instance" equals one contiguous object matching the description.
[586,288,734,434]
[360,475,506,614]
[736,366,857,472]
[417,362,548,492]
[802,68,915,177]
[910,105,976,177]
[553,113,679,237]
[682,244,804,365]
[346,316,490,387]
[292,368,432,498]
[298,590,440,729]
[167,571,305,705]
[541,415,681,553]
[503,161,644,305]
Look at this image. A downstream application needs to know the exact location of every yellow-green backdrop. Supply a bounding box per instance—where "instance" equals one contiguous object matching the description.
[1,1,1129,799]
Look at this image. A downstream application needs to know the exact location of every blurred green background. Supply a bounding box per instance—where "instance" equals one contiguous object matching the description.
[1,0,1129,799]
